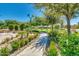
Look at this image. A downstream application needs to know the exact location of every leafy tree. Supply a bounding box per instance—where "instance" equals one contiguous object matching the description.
[8,24,14,31]
[20,24,25,31]
[5,20,18,26]
[15,25,19,31]
[32,16,49,26]
[55,4,79,35]
[35,3,79,35]
[35,4,61,30]
[0,20,5,29]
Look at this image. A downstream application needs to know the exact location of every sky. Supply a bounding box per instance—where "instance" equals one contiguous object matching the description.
[0,3,43,22]
[0,3,78,25]
[71,17,79,25]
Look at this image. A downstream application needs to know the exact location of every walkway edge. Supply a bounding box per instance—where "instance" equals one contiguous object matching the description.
[10,38,38,56]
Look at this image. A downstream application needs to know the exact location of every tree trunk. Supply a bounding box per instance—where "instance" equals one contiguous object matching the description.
[66,17,71,35]
[66,4,71,35]
[51,22,54,36]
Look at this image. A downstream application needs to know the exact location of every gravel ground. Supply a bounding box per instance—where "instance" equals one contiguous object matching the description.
[0,32,17,44]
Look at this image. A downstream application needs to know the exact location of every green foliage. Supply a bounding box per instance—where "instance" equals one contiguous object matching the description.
[8,25,14,31]
[48,41,58,56]
[58,32,79,56]
[0,47,11,56]
[32,17,49,26]
[20,24,25,31]
[19,39,28,47]
[53,24,60,29]
[11,38,29,52]
[18,31,26,35]
[35,4,79,35]
[11,40,20,51]
[5,20,18,26]
[28,33,38,42]
[48,29,79,56]
[49,30,59,43]
[15,25,19,31]
[0,21,5,29]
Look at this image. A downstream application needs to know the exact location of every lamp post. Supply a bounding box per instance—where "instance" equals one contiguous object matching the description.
[27,14,34,33]
[27,14,34,24]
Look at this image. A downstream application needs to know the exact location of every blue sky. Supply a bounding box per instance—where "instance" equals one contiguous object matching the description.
[0,3,43,22]
[0,3,78,25]
[71,17,79,25]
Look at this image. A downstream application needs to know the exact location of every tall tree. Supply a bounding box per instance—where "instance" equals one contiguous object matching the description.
[0,20,5,29]
[35,4,61,32]
[56,4,79,35]
[35,3,79,35]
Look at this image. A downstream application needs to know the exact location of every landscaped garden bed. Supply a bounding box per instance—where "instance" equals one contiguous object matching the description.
[0,32,38,56]
[48,29,79,56]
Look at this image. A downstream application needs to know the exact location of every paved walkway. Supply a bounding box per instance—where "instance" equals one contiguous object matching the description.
[16,33,49,56]
[16,41,44,56]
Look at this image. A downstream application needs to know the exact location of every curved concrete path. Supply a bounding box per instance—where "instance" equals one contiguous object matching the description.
[16,33,49,56]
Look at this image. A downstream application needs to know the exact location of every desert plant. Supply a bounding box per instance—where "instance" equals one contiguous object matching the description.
[28,33,37,42]
[19,39,28,47]
[0,47,11,56]
[11,40,20,51]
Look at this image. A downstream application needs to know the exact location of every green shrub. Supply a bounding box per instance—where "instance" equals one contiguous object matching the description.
[49,29,79,56]
[48,41,58,56]
[53,24,60,29]
[28,33,37,42]
[48,48,57,56]
[15,25,19,31]
[20,24,25,31]
[58,33,79,56]
[19,39,25,47]
[24,39,29,44]
[11,40,20,51]
[11,38,29,52]
[8,25,14,31]
[49,30,59,43]
[19,39,28,47]
[0,47,11,56]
